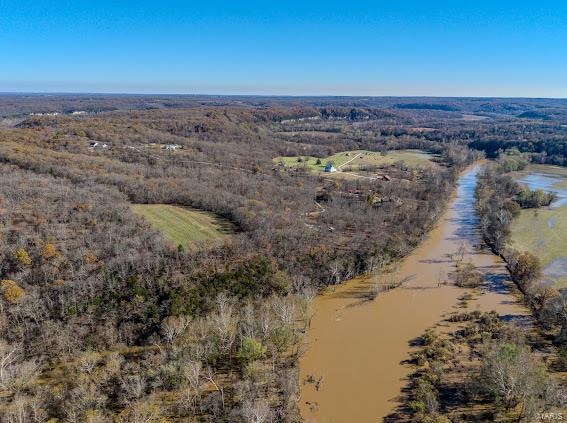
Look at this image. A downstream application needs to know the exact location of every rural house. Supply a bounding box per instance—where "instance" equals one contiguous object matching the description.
[164,144,181,151]
[324,163,337,172]
[89,142,108,149]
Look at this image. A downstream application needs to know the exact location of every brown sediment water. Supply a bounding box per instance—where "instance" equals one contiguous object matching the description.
[299,165,529,423]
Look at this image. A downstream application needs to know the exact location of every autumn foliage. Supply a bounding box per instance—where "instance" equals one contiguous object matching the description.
[1,280,26,303]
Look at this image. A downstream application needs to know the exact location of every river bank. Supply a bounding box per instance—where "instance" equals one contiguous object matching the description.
[299,165,530,422]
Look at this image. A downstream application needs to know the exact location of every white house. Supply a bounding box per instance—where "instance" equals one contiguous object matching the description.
[164,144,181,151]
[324,163,337,173]
[89,142,108,149]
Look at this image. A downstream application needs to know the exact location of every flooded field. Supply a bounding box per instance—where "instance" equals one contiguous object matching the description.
[514,165,567,209]
[510,164,567,289]
[299,165,529,422]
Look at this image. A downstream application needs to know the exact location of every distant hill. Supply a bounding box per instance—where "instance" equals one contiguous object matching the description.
[518,110,554,120]
[394,103,460,112]
[1,94,567,122]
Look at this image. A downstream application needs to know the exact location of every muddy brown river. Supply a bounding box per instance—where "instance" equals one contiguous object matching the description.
[299,165,529,423]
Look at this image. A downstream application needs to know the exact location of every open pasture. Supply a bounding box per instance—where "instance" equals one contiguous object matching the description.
[131,204,234,248]
[275,149,434,174]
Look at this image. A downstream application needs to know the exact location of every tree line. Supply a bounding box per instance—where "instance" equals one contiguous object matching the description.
[475,163,567,345]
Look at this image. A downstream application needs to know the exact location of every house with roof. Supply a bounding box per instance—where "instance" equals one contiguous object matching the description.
[324,162,337,173]
[89,141,108,149]
[164,144,181,151]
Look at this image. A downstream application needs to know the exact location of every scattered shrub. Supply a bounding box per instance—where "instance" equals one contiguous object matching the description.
[13,249,31,267]
[453,263,484,288]
[238,338,267,363]
[1,280,26,303]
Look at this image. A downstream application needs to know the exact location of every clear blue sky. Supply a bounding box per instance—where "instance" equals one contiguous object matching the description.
[1,1,566,97]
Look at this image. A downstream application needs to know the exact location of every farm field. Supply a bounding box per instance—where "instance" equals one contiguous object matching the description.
[131,204,234,248]
[510,164,567,289]
[274,149,434,173]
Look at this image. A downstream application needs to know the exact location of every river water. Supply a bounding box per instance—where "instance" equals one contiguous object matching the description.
[299,165,529,422]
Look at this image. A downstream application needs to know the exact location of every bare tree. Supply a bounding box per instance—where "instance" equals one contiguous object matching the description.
[4,395,29,423]
[297,284,317,329]
[240,300,257,339]
[182,359,202,411]
[329,260,341,285]
[117,401,161,423]
[210,294,237,355]
[77,350,99,374]
[455,241,467,263]
[272,295,295,326]
[205,366,225,411]
[241,397,270,423]
[120,374,146,403]
[161,315,190,345]
[0,341,20,389]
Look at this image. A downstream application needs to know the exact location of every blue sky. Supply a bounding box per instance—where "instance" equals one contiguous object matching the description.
[1,1,566,97]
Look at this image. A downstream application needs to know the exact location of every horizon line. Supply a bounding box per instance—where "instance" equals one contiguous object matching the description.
[1,91,566,101]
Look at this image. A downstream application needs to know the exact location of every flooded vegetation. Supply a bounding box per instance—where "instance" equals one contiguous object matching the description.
[300,166,529,422]
[510,165,567,289]
[513,165,567,208]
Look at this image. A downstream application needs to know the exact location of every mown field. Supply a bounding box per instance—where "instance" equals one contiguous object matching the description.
[131,204,234,248]
[274,149,434,173]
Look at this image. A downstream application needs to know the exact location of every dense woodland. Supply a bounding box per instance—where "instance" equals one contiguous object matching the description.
[0,96,566,421]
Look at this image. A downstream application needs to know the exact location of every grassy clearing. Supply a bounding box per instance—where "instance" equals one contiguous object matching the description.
[510,207,567,289]
[274,149,434,172]
[131,204,234,248]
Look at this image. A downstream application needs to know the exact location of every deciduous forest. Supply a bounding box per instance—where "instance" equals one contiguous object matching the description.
[0,95,566,422]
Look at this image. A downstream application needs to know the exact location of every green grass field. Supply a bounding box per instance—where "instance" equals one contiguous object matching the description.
[510,207,567,289]
[274,149,434,173]
[131,204,234,248]
[509,164,567,289]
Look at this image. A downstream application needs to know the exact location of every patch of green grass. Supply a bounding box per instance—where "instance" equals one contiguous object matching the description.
[274,149,433,173]
[374,150,434,168]
[131,204,234,249]
[510,205,567,289]
[275,151,352,171]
